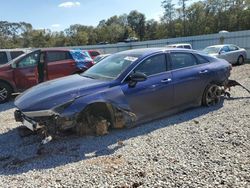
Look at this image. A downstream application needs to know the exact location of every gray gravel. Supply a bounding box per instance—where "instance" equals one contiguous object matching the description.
[0,64,250,188]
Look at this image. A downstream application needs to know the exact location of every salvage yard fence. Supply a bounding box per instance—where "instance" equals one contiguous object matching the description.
[68,30,250,59]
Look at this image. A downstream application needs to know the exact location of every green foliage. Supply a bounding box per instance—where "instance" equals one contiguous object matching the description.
[0,0,250,49]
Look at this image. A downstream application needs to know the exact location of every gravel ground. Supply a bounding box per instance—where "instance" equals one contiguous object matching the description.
[0,64,250,188]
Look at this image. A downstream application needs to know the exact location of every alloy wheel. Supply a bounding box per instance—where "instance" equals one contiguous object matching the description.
[0,87,8,102]
[205,85,221,106]
[238,56,244,65]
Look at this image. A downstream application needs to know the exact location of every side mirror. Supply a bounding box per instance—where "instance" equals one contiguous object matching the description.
[128,72,147,87]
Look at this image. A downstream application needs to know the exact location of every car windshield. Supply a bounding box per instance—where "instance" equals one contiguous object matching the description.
[82,53,140,80]
[203,46,221,54]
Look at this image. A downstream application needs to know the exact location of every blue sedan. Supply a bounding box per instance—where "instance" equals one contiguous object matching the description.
[14,48,231,140]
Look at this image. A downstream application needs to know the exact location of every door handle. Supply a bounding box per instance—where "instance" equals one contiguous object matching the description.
[161,78,172,83]
[199,70,208,74]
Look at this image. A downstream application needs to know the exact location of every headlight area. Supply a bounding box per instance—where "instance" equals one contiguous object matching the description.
[14,99,77,135]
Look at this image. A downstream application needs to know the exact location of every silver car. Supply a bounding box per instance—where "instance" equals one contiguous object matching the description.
[203,44,247,65]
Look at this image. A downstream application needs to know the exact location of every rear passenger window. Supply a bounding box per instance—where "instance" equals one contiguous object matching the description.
[134,54,167,76]
[10,51,24,59]
[229,45,239,51]
[170,52,197,70]
[0,52,8,64]
[47,51,71,62]
[184,45,191,49]
[195,54,209,64]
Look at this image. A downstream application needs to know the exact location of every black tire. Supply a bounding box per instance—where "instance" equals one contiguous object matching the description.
[202,84,221,107]
[237,55,244,65]
[0,82,12,104]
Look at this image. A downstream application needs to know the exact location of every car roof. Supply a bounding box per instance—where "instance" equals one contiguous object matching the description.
[168,43,191,46]
[41,48,72,52]
[116,48,196,57]
[206,44,237,48]
[33,48,88,52]
[0,48,30,52]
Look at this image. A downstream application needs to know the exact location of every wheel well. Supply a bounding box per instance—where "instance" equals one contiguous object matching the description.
[78,102,115,127]
[0,80,14,92]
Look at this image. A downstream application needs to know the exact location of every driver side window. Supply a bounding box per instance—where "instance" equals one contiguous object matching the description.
[134,54,167,76]
[18,51,40,68]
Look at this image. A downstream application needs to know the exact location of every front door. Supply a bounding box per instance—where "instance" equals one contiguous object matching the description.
[14,50,40,90]
[121,53,174,121]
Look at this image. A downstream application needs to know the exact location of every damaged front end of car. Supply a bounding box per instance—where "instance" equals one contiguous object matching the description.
[14,90,137,144]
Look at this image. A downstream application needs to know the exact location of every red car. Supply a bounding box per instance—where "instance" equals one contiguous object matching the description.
[0,48,94,103]
[87,50,101,59]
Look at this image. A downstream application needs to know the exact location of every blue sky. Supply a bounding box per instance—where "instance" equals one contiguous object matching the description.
[0,0,167,31]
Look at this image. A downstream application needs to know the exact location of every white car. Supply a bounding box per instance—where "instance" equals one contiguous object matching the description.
[203,44,247,65]
[166,43,192,49]
[0,49,31,65]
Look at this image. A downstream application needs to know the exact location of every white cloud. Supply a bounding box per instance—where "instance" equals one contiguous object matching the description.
[51,24,61,28]
[58,1,81,8]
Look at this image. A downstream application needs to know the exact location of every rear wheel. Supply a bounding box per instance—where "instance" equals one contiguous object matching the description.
[202,84,221,107]
[0,82,12,103]
[237,55,244,65]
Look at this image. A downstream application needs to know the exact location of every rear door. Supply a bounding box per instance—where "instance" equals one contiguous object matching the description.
[170,51,211,107]
[228,45,240,63]
[46,51,76,80]
[14,50,40,90]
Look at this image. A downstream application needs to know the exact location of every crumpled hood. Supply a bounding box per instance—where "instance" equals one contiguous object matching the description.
[15,74,108,112]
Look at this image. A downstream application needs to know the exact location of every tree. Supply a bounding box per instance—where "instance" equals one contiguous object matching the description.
[178,0,188,35]
[162,0,175,37]
[127,10,146,40]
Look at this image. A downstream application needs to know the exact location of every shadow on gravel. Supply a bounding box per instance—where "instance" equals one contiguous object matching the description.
[0,101,15,112]
[0,101,224,175]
